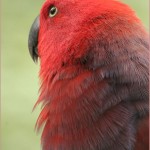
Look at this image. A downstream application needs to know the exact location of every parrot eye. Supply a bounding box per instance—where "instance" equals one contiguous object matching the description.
[49,6,58,18]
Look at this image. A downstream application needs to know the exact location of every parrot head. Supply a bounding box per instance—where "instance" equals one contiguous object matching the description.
[28,0,149,150]
[28,0,143,79]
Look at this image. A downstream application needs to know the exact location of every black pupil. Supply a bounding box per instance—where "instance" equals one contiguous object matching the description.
[50,7,56,15]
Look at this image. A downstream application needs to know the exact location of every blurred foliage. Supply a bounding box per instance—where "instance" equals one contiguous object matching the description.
[1,0,149,150]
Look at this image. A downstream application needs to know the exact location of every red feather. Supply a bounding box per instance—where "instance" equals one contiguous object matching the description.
[34,0,149,149]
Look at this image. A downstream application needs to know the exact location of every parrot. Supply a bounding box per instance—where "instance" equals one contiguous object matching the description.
[28,0,149,150]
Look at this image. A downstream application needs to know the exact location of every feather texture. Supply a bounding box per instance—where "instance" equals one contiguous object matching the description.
[35,0,149,149]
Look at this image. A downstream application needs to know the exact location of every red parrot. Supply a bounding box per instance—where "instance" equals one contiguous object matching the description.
[28,0,149,150]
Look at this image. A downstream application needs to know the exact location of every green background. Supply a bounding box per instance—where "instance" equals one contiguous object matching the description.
[1,0,149,150]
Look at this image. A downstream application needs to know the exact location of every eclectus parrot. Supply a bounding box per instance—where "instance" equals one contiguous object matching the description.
[28,0,149,150]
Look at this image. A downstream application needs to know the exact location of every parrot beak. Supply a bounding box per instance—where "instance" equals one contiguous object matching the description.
[28,16,39,62]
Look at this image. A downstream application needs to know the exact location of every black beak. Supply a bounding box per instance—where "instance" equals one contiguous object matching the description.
[28,16,39,62]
